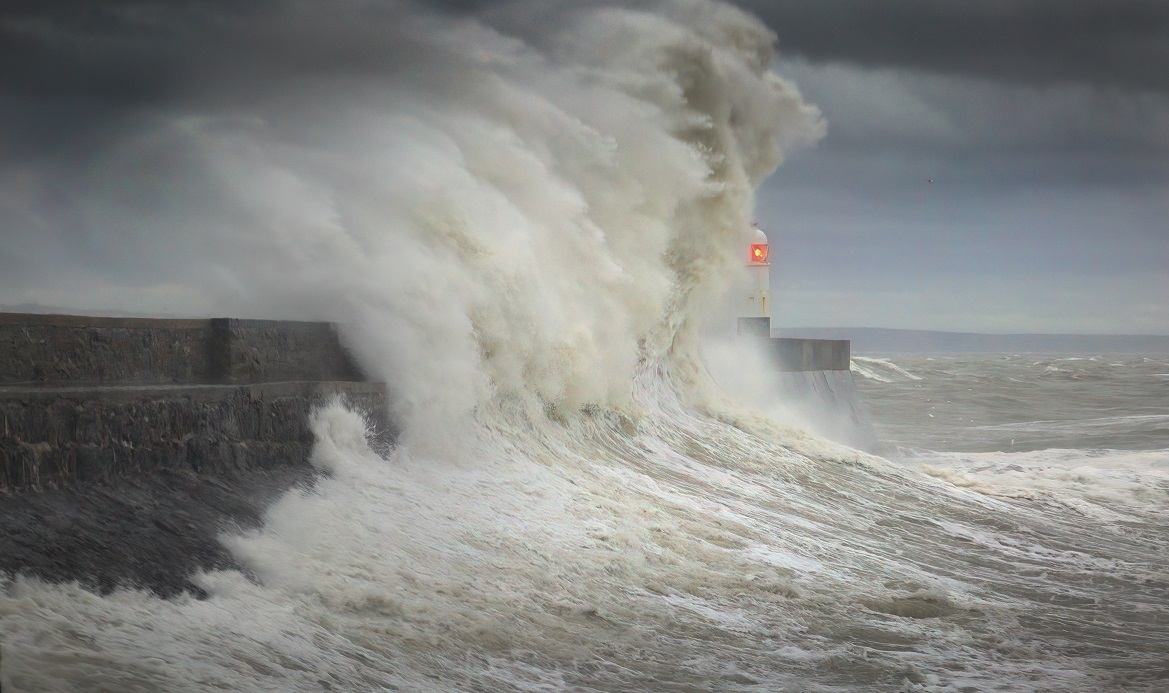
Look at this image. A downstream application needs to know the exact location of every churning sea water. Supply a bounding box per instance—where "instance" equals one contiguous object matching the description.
[854,354,1169,454]
[1,0,1164,689]
[2,351,1166,692]
[851,352,1169,690]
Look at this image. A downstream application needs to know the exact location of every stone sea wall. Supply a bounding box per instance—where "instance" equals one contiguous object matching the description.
[736,316,872,449]
[736,316,852,371]
[0,313,389,492]
[767,337,851,372]
[0,313,364,385]
[773,370,876,450]
[0,382,389,491]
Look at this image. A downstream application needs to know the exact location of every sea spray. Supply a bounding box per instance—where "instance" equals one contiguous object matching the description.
[4,2,1168,692]
[0,0,823,440]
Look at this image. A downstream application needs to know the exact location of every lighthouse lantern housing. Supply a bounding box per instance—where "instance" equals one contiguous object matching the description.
[748,225,769,265]
[738,222,772,327]
[749,243,768,264]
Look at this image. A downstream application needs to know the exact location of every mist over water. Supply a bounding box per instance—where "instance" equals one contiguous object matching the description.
[857,353,1169,522]
[3,2,1168,691]
[1,0,822,438]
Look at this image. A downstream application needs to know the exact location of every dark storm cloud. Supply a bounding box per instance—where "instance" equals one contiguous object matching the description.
[0,0,447,161]
[0,0,455,303]
[772,60,1169,165]
[2,2,183,158]
[731,0,1169,92]
[711,1,1169,332]
[737,1,1169,190]
[2,0,1164,332]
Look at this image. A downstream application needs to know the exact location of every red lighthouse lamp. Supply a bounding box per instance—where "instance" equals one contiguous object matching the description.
[750,242,769,264]
[748,225,769,265]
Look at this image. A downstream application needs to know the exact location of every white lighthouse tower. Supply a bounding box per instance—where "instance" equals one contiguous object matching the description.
[738,223,771,338]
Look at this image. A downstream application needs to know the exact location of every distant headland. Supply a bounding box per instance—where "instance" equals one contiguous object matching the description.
[778,328,1169,354]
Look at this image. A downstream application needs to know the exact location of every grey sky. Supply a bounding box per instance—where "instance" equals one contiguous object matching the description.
[737,0,1169,92]
[730,0,1169,333]
[2,1,1166,334]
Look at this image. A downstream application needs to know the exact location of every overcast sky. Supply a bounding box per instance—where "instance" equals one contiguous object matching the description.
[734,0,1169,334]
[2,1,1166,334]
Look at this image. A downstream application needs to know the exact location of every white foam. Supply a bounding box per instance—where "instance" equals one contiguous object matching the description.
[4,2,1168,690]
[851,356,922,382]
[915,447,1169,518]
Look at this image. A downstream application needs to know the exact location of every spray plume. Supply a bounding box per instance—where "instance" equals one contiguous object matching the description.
[0,0,824,439]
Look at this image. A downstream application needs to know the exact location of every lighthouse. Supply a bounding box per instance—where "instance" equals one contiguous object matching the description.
[738,223,771,338]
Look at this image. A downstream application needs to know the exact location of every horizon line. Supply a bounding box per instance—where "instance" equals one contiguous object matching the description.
[779,327,1169,339]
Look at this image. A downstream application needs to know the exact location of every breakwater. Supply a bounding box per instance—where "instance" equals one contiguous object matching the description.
[0,313,365,386]
[0,312,871,599]
[0,313,389,492]
[737,316,875,450]
[0,313,390,596]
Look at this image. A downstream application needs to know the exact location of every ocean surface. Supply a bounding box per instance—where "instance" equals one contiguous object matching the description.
[854,354,1169,454]
[2,351,1166,692]
[2,1,1166,689]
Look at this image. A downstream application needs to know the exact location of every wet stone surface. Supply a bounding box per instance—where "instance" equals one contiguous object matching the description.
[0,463,319,599]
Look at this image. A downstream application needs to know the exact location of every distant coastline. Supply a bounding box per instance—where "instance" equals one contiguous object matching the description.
[0,304,192,319]
[777,328,1169,354]
[8,305,1168,354]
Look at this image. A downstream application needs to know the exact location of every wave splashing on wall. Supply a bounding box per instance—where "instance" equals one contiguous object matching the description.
[0,0,823,441]
[9,3,1164,692]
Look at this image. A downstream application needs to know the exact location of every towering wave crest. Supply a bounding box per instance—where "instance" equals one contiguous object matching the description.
[2,0,823,440]
[8,3,1166,691]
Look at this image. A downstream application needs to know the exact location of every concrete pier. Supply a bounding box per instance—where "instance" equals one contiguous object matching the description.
[738,316,875,450]
[737,316,850,371]
[0,313,389,492]
[0,313,365,385]
[766,337,851,372]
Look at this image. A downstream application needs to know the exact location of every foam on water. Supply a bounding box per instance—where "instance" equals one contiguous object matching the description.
[7,361,1169,690]
[913,447,1169,516]
[851,356,923,383]
[3,2,1169,691]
